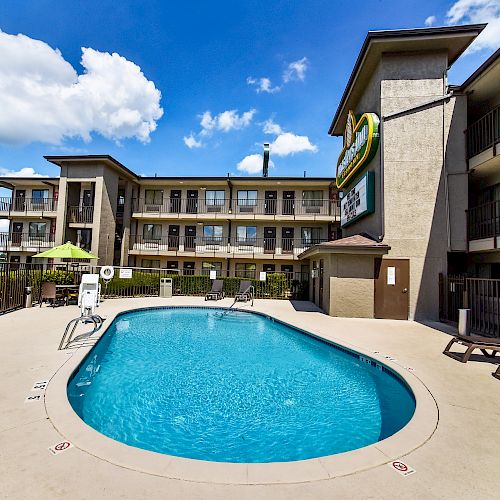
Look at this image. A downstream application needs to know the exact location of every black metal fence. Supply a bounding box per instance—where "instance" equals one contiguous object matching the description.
[439,274,500,337]
[467,104,500,158]
[96,266,309,300]
[0,262,90,314]
[0,263,309,314]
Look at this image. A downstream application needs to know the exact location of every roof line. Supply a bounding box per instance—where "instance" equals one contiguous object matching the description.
[44,155,138,179]
[328,23,487,135]
[460,47,500,91]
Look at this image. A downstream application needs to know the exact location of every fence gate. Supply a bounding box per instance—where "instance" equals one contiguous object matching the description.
[439,274,500,338]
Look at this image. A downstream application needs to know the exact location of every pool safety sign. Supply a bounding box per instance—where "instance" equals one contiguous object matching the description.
[340,172,375,227]
[389,460,416,477]
[336,110,380,189]
[49,441,73,455]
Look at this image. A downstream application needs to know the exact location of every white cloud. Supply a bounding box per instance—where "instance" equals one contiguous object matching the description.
[425,15,437,26]
[184,108,256,148]
[0,167,46,177]
[283,57,309,83]
[246,76,281,94]
[237,154,275,174]
[262,119,283,135]
[0,30,163,145]
[0,220,9,232]
[199,109,256,136]
[271,132,318,156]
[183,133,203,149]
[446,0,500,52]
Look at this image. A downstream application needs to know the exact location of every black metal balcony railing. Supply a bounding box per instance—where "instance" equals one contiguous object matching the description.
[0,232,55,250]
[67,206,94,223]
[130,235,327,257]
[468,201,500,241]
[467,105,500,158]
[132,198,339,218]
[0,197,58,213]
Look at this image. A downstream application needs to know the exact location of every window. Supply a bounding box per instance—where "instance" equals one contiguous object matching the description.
[302,190,323,207]
[32,189,49,199]
[202,261,223,276]
[263,264,275,273]
[32,189,49,209]
[281,264,294,274]
[143,224,162,240]
[29,222,46,239]
[235,263,256,279]
[205,190,225,206]
[145,189,163,205]
[237,190,258,206]
[301,227,322,245]
[237,226,257,244]
[203,225,223,244]
[141,259,160,268]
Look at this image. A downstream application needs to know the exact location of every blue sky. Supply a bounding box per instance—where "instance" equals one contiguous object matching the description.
[0,0,498,180]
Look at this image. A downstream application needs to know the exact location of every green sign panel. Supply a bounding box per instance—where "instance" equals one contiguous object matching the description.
[336,111,380,189]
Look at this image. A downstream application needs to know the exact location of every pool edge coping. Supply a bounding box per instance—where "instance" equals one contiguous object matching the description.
[44,304,439,485]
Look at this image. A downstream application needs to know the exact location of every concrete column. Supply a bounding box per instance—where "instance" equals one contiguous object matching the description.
[54,176,67,246]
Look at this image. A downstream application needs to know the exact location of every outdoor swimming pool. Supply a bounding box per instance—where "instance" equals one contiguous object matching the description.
[67,307,415,463]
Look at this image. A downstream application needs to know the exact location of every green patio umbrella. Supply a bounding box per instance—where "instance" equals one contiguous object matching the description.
[33,241,98,260]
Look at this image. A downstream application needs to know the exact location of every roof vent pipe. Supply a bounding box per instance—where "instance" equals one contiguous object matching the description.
[263,143,270,177]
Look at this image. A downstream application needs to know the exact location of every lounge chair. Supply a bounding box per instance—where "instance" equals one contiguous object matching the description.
[39,281,63,307]
[443,333,500,363]
[205,279,224,301]
[235,280,253,302]
[493,365,500,380]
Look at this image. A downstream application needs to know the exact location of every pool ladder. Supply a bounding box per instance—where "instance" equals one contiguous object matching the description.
[221,285,254,316]
[59,314,104,350]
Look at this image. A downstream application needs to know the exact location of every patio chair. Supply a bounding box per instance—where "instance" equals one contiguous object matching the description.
[205,279,224,301]
[443,333,500,363]
[235,280,253,302]
[493,364,500,380]
[39,282,62,307]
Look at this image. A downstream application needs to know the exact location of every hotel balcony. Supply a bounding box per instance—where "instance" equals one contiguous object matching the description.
[128,235,327,260]
[0,232,55,252]
[468,201,500,251]
[132,198,339,221]
[467,105,500,173]
[0,197,58,217]
[67,206,94,225]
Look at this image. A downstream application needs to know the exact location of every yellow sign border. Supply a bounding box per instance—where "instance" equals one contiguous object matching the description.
[336,112,378,189]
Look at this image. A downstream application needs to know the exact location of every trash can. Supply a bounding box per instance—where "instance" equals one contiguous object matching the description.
[458,308,470,336]
[159,278,173,298]
[24,286,32,308]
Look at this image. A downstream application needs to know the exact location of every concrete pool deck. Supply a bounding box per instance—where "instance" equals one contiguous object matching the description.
[1,297,499,499]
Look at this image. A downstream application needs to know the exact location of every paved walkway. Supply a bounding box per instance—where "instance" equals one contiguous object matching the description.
[0,297,499,499]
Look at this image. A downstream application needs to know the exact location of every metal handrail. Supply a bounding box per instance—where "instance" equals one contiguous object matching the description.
[132,197,339,217]
[467,104,500,158]
[0,197,58,213]
[59,314,103,350]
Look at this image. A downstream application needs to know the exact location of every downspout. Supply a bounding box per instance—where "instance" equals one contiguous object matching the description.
[443,70,452,252]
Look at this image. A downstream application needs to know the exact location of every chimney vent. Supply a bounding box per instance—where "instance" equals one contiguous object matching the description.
[263,143,270,177]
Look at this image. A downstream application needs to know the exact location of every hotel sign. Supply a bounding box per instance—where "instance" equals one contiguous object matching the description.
[340,172,374,227]
[336,111,380,189]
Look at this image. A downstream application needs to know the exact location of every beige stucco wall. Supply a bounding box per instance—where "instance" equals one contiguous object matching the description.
[341,51,468,320]
[328,254,375,318]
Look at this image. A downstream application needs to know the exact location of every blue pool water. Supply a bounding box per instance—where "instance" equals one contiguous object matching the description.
[67,307,415,463]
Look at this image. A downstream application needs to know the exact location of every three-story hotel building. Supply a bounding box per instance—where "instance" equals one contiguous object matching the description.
[0,155,340,280]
